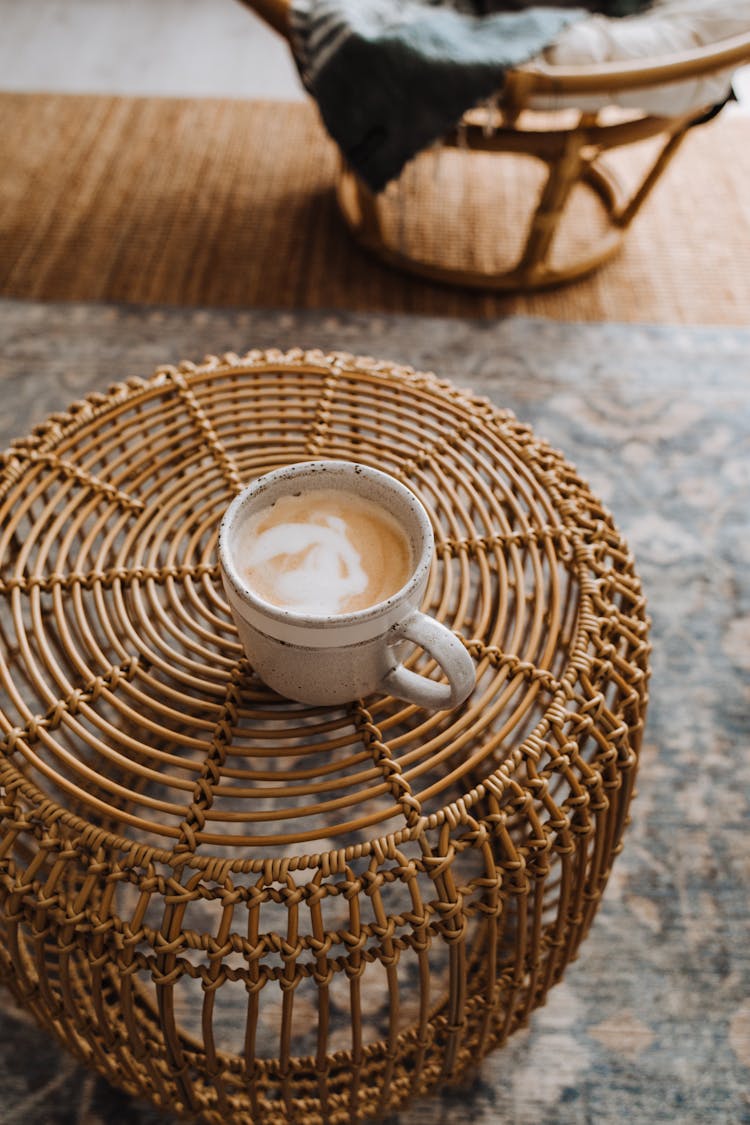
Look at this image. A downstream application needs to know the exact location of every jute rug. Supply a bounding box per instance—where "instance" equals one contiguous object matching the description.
[1,299,749,1123]
[1,94,749,323]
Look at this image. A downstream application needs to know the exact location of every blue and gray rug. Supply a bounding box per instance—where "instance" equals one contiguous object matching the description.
[1,301,748,1124]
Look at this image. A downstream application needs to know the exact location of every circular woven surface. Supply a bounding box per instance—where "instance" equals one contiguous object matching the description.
[0,350,650,1123]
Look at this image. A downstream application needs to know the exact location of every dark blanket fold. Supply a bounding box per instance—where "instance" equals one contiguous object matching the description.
[290,0,650,191]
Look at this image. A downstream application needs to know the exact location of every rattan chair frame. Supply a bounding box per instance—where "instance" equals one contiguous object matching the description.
[242,0,750,289]
[0,350,650,1122]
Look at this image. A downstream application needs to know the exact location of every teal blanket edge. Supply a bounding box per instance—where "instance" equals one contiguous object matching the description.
[288,0,649,191]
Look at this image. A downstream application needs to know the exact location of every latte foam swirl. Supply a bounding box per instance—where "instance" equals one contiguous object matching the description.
[238,489,412,616]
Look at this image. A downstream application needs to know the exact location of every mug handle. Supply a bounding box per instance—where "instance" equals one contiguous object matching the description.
[379,610,476,710]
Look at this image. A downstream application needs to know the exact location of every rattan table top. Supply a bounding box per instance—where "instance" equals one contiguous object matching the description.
[0,349,648,879]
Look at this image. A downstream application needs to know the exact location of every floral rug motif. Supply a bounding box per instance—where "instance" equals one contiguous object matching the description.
[0,302,748,1124]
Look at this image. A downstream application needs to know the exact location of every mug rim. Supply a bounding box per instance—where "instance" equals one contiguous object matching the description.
[218,460,433,632]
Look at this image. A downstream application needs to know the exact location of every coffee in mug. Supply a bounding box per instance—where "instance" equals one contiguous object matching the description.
[219,461,476,709]
[236,489,412,616]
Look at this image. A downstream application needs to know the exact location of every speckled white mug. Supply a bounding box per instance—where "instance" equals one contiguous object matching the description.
[218,461,476,709]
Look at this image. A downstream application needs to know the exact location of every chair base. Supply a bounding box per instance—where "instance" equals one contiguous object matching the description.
[336,105,700,292]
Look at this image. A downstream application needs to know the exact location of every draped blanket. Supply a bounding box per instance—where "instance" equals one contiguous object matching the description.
[289,1,649,190]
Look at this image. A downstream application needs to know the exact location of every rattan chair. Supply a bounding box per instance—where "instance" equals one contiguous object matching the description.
[242,0,750,289]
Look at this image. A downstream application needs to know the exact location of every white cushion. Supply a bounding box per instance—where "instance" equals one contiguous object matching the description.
[530,0,750,115]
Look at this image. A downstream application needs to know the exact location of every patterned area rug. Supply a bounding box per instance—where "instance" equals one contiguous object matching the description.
[1,300,749,1124]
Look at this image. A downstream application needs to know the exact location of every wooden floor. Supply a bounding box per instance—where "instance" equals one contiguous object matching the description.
[2,92,750,324]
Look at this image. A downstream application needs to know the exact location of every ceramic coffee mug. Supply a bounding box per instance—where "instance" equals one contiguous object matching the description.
[218,461,476,708]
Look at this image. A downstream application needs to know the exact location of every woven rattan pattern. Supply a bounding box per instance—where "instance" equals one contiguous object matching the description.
[0,351,649,1123]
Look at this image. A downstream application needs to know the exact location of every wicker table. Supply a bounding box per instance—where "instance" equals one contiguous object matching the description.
[0,350,649,1123]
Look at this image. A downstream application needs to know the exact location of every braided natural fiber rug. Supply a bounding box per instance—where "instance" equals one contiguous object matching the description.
[1,299,749,1124]
[1,94,750,323]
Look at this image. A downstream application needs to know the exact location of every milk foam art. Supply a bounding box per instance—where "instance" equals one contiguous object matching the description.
[237,489,412,616]
[243,513,367,614]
